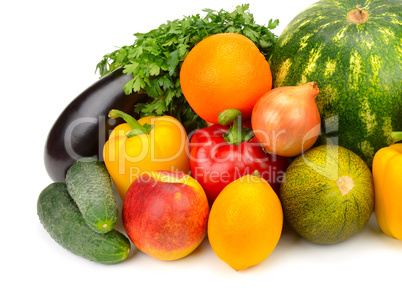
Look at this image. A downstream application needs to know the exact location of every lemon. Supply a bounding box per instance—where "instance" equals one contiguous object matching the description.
[208,174,283,271]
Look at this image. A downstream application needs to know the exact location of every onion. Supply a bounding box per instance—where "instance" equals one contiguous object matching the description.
[251,82,321,157]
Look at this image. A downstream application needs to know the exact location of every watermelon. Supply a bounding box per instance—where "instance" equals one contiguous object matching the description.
[269,0,402,166]
[280,145,374,244]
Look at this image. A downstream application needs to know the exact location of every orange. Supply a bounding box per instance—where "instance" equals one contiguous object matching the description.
[207,174,283,271]
[180,33,272,124]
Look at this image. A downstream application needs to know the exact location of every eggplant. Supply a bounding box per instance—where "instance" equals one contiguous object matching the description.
[44,68,148,182]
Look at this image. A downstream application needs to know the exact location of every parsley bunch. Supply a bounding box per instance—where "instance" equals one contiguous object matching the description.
[96,4,279,131]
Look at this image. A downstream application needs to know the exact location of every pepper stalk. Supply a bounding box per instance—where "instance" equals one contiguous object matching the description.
[108,109,153,137]
[391,131,402,143]
[218,109,254,145]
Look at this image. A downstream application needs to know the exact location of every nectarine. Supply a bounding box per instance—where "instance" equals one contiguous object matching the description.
[122,171,209,261]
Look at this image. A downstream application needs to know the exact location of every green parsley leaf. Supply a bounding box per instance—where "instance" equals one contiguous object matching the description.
[96,4,279,132]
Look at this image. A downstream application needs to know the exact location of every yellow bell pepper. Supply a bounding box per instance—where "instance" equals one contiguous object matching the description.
[103,109,190,199]
[372,143,402,240]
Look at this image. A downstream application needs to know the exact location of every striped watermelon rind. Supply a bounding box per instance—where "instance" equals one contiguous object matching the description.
[269,0,402,166]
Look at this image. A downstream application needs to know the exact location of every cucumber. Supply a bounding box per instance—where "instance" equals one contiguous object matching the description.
[37,183,131,264]
[66,157,118,233]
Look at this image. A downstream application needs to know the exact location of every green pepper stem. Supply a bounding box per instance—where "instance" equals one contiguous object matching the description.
[217,109,253,145]
[109,109,153,137]
[218,109,243,127]
[391,131,402,142]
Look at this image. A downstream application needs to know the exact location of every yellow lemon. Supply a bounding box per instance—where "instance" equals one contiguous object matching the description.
[208,174,283,271]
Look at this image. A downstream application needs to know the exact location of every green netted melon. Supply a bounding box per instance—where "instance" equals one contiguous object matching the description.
[280,145,374,244]
[269,0,402,166]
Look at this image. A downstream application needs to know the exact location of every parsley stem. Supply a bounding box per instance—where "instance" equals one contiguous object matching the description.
[108,109,153,137]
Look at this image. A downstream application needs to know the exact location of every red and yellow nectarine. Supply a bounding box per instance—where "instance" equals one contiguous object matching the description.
[122,171,209,261]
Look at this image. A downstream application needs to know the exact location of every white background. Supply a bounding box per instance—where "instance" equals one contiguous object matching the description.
[2,0,401,295]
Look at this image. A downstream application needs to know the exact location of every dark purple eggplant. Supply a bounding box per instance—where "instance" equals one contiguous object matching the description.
[44,68,148,182]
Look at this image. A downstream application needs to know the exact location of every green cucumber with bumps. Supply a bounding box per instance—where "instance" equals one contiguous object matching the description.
[37,182,131,264]
[66,157,118,233]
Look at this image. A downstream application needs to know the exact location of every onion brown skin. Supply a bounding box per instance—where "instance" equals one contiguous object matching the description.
[251,82,321,157]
